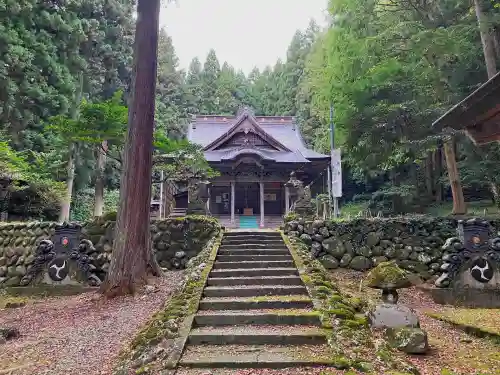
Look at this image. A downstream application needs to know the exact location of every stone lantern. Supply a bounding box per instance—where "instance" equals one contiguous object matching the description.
[365,261,429,354]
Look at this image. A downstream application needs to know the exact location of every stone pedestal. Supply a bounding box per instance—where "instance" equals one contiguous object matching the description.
[19,225,104,288]
[429,218,500,308]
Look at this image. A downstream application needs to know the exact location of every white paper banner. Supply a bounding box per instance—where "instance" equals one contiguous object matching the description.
[331,149,342,198]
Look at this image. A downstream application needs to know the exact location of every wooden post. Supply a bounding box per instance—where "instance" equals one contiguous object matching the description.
[443,138,466,214]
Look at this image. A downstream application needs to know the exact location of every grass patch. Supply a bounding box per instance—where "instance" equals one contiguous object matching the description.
[0,295,30,308]
[424,200,500,218]
[341,199,500,219]
[426,308,500,341]
[3,285,95,297]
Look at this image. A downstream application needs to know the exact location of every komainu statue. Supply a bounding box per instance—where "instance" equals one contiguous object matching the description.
[286,172,315,218]
[187,178,210,215]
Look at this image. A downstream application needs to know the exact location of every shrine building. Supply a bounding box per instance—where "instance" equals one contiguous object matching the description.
[183,108,331,228]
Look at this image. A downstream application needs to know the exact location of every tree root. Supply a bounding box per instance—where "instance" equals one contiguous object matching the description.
[148,250,164,277]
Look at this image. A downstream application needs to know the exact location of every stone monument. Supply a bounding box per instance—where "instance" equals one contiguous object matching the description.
[20,223,104,287]
[428,218,500,307]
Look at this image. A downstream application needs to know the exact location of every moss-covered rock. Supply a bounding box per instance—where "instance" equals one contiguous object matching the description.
[320,255,339,269]
[385,327,429,354]
[350,255,372,271]
[365,261,411,289]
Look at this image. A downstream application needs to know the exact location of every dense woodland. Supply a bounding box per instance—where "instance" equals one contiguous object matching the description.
[1,0,500,221]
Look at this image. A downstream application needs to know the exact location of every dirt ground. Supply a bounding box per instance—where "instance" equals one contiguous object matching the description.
[0,272,184,375]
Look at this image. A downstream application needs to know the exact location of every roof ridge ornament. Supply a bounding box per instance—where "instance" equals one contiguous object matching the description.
[237,106,255,118]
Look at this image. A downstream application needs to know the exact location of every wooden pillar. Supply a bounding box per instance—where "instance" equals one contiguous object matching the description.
[231,181,235,225]
[285,185,290,214]
[260,181,265,228]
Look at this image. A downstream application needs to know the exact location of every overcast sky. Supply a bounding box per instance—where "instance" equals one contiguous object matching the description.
[159,0,328,74]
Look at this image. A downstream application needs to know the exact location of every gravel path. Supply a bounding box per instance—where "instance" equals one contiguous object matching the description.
[0,271,184,375]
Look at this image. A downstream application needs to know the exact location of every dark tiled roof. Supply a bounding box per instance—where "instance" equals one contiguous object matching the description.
[187,114,328,163]
[204,147,310,163]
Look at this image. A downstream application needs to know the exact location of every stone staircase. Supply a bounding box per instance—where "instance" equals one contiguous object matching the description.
[214,215,283,229]
[169,207,187,218]
[179,231,332,369]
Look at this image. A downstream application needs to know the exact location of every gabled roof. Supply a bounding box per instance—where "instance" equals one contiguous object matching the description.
[203,108,291,152]
[187,109,329,164]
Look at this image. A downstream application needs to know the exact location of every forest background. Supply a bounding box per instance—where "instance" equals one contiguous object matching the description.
[1,0,500,221]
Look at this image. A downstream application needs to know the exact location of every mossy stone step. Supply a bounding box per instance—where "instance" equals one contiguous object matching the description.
[218,248,290,255]
[198,296,313,310]
[220,244,288,250]
[179,344,336,369]
[210,268,299,278]
[222,239,285,245]
[187,325,327,345]
[217,254,292,262]
[194,309,322,326]
[213,260,295,269]
[207,275,303,286]
[203,285,307,298]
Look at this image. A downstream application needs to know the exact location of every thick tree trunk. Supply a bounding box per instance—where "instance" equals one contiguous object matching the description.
[443,138,466,215]
[59,143,75,223]
[474,0,497,78]
[93,140,107,217]
[100,0,162,297]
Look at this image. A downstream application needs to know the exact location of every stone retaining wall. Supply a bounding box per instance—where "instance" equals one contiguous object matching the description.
[0,222,55,286]
[0,215,221,287]
[283,217,500,280]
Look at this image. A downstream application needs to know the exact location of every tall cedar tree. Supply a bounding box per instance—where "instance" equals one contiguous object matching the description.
[100,0,162,297]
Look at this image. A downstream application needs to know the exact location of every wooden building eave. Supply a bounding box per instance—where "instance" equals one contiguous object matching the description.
[432,71,500,145]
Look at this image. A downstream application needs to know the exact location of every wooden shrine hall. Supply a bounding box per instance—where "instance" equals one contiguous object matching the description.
[181,107,331,228]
